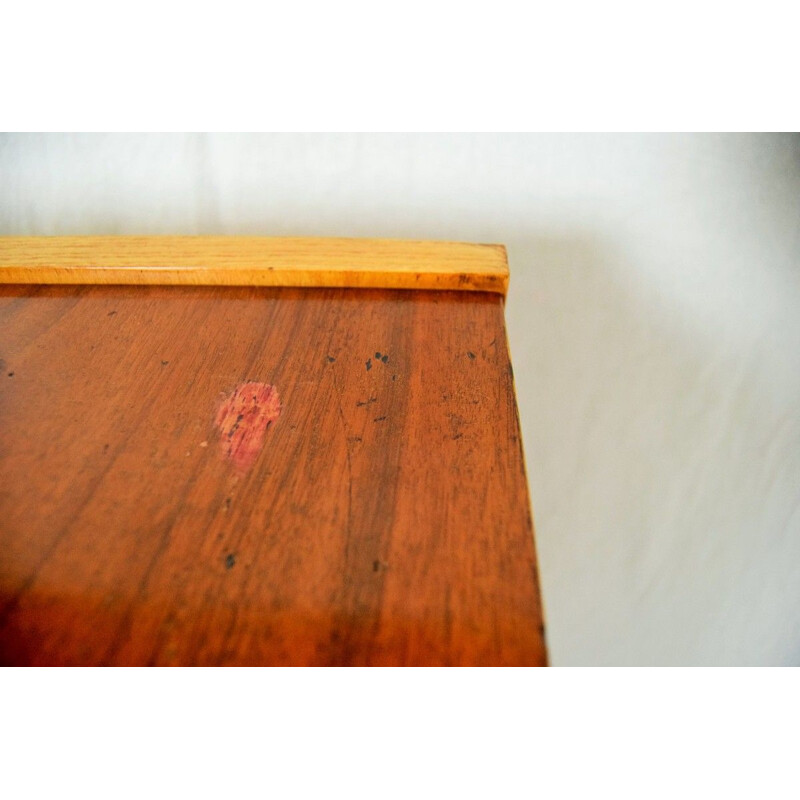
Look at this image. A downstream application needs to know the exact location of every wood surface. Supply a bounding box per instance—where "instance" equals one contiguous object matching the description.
[0,237,509,295]
[0,284,545,665]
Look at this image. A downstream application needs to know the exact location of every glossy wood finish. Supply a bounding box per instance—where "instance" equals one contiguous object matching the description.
[0,284,545,665]
[0,237,509,294]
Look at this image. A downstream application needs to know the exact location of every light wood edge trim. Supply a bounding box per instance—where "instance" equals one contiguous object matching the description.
[0,237,509,295]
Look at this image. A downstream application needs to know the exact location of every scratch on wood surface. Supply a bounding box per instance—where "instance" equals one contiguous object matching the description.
[215,382,281,471]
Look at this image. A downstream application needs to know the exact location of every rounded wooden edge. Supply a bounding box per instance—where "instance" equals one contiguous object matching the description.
[0,236,510,295]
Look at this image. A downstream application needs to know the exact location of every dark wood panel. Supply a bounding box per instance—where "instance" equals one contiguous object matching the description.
[0,285,546,665]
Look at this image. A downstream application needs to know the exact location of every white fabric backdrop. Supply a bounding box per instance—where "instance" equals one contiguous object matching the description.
[2,133,798,665]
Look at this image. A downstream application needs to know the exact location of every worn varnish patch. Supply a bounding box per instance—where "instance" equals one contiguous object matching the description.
[215,382,281,470]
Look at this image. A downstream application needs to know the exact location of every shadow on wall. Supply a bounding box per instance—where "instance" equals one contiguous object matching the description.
[504,235,800,666]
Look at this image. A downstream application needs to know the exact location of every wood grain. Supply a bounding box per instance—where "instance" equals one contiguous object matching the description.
[0,237,509,294]
[0,284,545,665]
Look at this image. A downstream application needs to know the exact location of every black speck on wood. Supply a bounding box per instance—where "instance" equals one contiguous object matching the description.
[366,359,372,371]
[225,553,236,570]
[327,356,336,363]
[467,351,476,360]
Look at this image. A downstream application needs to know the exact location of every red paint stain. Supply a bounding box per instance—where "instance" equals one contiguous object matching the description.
[214,382,281,470]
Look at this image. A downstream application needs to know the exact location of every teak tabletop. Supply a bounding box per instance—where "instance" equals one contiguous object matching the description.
[0,237,546,666]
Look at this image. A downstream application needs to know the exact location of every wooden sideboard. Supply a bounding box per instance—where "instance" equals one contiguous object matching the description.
[0,237,546,665]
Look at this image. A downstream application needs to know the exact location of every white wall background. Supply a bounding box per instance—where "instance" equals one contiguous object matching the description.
[2,133,798,665]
